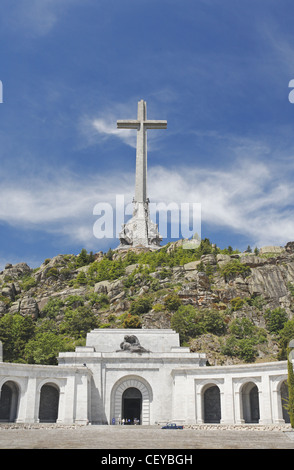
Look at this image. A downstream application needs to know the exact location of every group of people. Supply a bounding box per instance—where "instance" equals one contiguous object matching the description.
[112,417,140,425]
[121,417,140,425]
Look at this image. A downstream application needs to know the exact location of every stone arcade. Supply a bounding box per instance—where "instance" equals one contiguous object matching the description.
[0,329,291,425]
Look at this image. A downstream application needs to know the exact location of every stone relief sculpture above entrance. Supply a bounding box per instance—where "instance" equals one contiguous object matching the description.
[118,335,150,354]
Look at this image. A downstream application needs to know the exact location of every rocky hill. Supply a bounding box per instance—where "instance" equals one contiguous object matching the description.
[1,239,294,366]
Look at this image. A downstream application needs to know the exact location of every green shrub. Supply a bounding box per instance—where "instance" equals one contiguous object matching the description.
[152,303,165,312]
[129,296,152,315]
[0,295,11,305]
[59,305,99,339]
[46,267,59,278]
[20,275,37,291]
[64,295,85,308]
[75,271,88,285]
[288,283,294,297]
[264,308,288,334]
[40,298,65,319]
[220,260,251,281]
[230,297,246,311]
[122,313,142,329]
[277,320,294,360]
[287,351,294,428]
[221,318,267,362]
[76,248,95,268]
[245,295,266,310]
[221,336,258,363]
[0,314,35,362]
[86,292,109,308]
[171,306,226,343]
[24,332,75,365]
[164,293,181,312]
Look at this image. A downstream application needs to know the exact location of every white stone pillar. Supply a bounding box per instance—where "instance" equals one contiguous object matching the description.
[272,388,285,423]
[183,375,196,424]
[195,387,204,424]
[234,388,245,424]
[74,373,90,425]
[221,376,235,424]
[17,377,37,424]
[172,371,187,423]
[58,375,76,424]
[259,375,273,424]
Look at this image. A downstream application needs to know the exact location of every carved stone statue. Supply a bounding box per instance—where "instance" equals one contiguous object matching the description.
[118,335,150,354]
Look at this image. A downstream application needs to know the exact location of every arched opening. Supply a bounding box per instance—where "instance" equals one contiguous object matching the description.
[111,376,152,425]
[280,381,290,423]
[241,382,260,423]
[38,383,60,423]
[0,381,19,422]
[203,385,221,423]
[122,387,142,424]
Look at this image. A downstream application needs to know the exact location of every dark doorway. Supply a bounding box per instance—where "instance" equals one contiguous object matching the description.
[203,385,221,423]
[241,382,260,423]
[122,387,142,424]
[39,384,59,423]
[0,381,19,422]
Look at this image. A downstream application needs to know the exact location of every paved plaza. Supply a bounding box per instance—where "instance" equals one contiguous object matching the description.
[0,424,294,450]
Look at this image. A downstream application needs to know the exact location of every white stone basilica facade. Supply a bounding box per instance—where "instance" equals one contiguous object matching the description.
[0,329,291,426]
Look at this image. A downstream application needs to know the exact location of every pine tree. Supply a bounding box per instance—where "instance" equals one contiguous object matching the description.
[287,347,294,428]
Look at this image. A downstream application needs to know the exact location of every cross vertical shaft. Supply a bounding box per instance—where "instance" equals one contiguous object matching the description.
[135,100,147,203]
[117,99,167,204]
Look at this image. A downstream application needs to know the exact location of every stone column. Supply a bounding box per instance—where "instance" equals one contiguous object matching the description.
[234,384,245,424]
[16,377,37,424]
[259,375,273,424]
[74,373,90,425]
[172,371,188,423]
[58,375,76,424]
[195,387,204,424]
[220,376,235,424]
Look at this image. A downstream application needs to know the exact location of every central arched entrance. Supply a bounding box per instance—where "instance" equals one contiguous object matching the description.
[122,387,142,424]
[111,375,152,425]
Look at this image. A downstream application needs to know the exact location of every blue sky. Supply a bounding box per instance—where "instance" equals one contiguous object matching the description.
[1,0,294,269]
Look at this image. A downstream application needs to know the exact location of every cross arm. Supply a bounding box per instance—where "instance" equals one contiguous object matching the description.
[117,120,140,129]
[144,120,167,129]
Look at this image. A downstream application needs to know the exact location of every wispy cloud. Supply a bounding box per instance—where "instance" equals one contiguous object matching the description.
[80,98,169,150]
[92,118,137,148]
[3,0,80,37]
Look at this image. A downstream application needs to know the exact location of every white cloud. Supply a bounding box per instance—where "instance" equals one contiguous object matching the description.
[92,118,137,148]
[0,151,293,251]
[147,159,294,248]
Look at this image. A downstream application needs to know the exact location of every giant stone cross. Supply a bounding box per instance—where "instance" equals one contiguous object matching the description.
[116,100,167,249]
